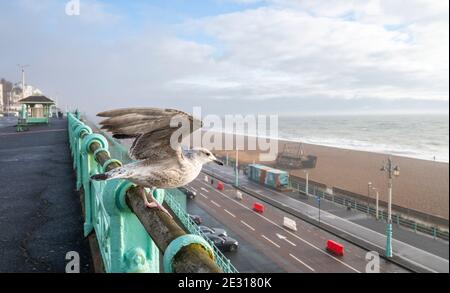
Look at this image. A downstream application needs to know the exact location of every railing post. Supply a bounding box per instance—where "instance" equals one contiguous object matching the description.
[80,134,108,236]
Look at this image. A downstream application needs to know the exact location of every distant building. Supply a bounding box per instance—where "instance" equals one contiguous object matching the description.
[7,83,43,114]
[23,84,42,98]
[0,78,45,114]
[9,86,23,113]
[1,78,13,112]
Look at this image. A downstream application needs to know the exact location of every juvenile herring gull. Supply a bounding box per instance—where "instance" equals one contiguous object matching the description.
[91,107,223,215]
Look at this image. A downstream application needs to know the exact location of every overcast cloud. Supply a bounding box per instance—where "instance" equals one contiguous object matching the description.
[0,0,448,115]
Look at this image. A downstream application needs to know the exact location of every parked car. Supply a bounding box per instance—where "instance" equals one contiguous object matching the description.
[199,225,227,237]
[189,214,203,225]
[206,234,239,252]
[178,187,196,199]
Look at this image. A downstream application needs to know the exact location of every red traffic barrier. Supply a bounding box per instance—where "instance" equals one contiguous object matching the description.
[217,181,224,191]
[253,202,265,213]
[326,240,344,256]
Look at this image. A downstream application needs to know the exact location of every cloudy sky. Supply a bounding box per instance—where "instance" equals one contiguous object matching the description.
[0,0,448,115]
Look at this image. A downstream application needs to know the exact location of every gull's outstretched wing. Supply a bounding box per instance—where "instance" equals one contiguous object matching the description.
[97,108,202,162]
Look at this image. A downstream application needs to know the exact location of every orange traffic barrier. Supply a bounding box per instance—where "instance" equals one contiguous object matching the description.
[326,240,344,256]
[217,181,224,191]
[253,202,265,213]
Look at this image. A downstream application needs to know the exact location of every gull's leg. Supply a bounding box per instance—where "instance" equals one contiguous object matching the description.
[139,186,152,207]
[141,187,172,218]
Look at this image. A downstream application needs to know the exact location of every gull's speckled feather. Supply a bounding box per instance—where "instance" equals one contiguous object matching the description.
[91,107,220,192]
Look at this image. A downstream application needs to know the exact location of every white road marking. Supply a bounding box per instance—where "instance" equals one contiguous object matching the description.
[261,235,280,248]
[276,233,297,247]
[196,178,361,273]
[190,187,198,192]
[289,254,316,272]
[224,209,236,218]
[240,220,256,231]
[284,238,297,247]
[201,187,210,193]
[210,200,221,208]
[199,193,208,199]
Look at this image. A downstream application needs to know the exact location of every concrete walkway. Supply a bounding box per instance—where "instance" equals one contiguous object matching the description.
[0,118,91,272]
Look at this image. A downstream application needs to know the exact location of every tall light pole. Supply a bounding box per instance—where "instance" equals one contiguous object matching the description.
[304,170,309,196]
[17,64,29,100]
[381,156,400,258]
[235,149,239,187]
[317,193,321,223]
[372,187,379,220]
[367,182,372,214]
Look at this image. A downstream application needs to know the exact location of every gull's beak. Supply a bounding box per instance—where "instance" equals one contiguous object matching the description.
[214,159,224,166]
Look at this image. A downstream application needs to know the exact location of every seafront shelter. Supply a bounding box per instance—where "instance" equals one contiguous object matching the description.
[19,95,55,124]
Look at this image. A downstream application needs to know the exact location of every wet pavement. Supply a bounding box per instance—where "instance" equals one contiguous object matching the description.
[0,118,92,272]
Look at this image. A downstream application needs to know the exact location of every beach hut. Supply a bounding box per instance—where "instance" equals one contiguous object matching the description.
[19,95,55,124]
[266,169,289,189]
[247,164,290,190]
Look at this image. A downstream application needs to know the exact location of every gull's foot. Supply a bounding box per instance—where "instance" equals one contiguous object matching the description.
[144,199,173,219]
[138,186,173,218]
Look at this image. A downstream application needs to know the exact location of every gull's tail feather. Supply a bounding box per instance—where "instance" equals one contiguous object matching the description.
[91,166,132,181]
[91,173,109,181]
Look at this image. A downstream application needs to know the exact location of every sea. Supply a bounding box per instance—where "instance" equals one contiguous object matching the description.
[277,114,449,162]
[2,113,448,162]
[210,114,449,163]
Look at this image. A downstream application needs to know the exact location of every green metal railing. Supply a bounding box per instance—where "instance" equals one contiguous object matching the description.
[165,192,239,273]
[68,111,160,272]
[68,112,236,272]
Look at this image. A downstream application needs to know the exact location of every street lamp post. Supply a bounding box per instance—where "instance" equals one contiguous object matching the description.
[381,156,400,258]
[235,149,239,187]
[305,170,309,196]
[367,182,372,214]
[17,64,29,100]
[318,195,321,223]
[373,187,379,220]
